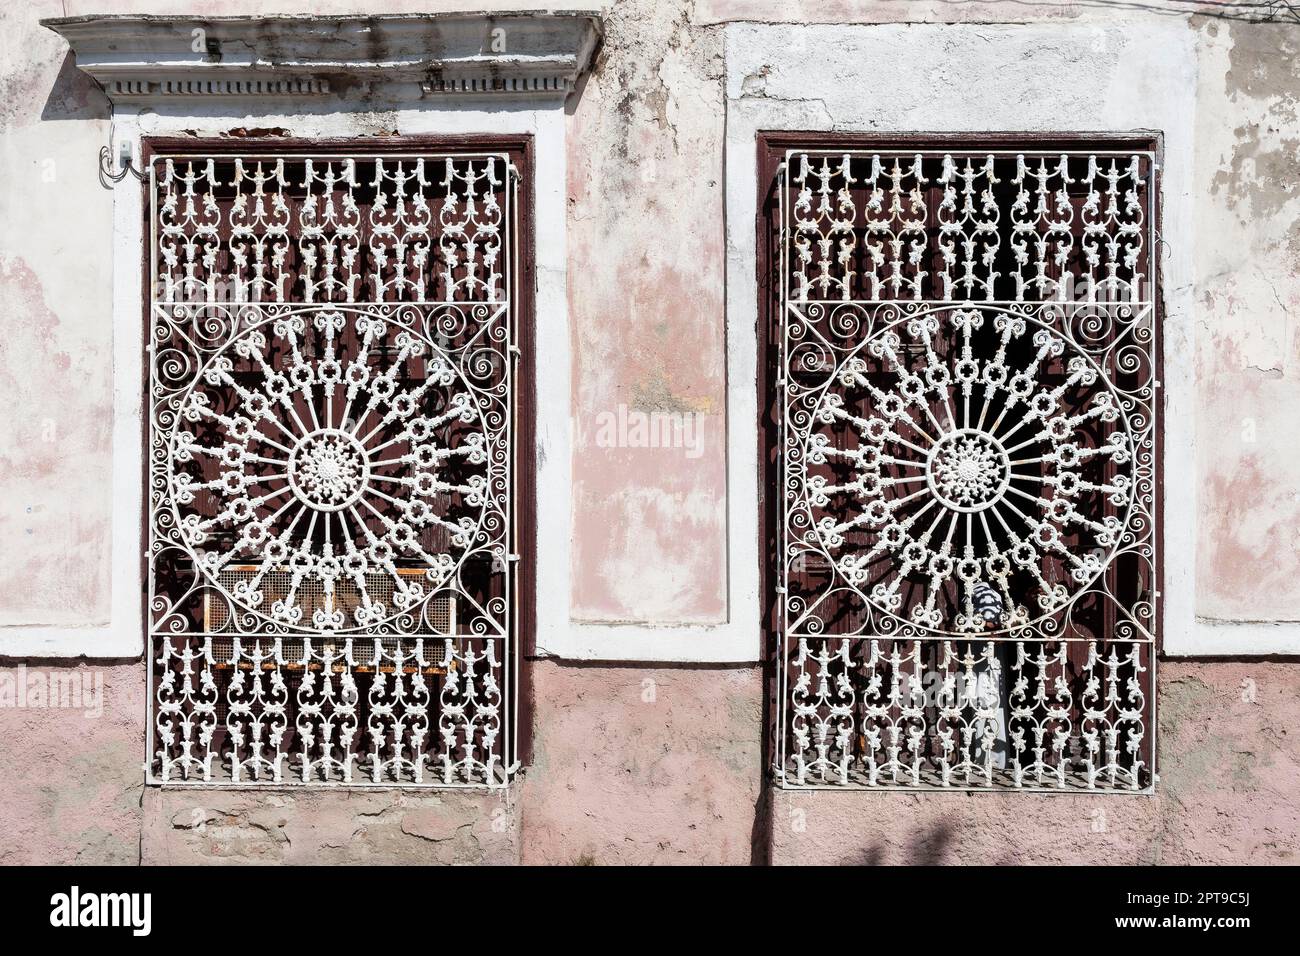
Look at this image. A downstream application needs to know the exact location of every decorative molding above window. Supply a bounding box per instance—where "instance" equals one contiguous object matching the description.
[42,12,603,104]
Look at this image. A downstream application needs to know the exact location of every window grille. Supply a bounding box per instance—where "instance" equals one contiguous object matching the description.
[145,141,527,788]
[764,138,1159,792]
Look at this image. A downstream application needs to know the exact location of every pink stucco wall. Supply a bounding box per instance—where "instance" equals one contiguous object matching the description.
[566,0,729,625]
[769,661,1300,865]
[518,662,762,864]
[0,663,142,865]
[1192,18,1300,623]
[1,659,1296,864]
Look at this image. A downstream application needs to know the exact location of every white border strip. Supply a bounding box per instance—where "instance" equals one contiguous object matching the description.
[0,145,145,659]
[2,100,577,660]
[14,18,1298,661]
[719,19,1298,657]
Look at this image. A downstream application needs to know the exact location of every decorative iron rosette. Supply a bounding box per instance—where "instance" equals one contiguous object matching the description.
[787,302,1150,640]
[157,303,505,635]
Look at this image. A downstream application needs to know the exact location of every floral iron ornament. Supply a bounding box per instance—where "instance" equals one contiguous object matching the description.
[172,311,488,632]
[147,149,520,787]
[806,307,1132,636]
[776,146,1157,791]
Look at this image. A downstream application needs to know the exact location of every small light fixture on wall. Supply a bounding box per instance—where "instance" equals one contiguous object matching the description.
[98,112,144,187]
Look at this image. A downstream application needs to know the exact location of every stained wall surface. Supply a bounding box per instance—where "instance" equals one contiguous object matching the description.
[1,0,1296,864]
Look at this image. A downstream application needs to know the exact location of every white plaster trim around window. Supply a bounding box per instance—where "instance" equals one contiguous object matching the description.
[4,12,597,659]
[720,19,1300,657]
[1,101,572,661]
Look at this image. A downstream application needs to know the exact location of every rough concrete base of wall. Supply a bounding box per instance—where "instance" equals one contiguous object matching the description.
[141,788,518,865]
[0,663,143,866]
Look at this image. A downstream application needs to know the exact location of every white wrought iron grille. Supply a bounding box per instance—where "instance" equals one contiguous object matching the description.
[772,145,1158,792]
[146,146,522,788]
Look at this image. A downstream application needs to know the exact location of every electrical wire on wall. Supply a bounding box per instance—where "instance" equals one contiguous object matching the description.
[98,102,145,189]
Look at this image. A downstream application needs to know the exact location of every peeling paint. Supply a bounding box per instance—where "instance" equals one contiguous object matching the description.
[0,0,1298,864]
[567,0,728,623]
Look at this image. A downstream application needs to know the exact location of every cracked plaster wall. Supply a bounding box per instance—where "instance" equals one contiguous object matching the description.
[0,0,1297,864]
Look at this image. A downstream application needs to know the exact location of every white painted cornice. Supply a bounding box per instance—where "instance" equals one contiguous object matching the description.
[41,11,603,104]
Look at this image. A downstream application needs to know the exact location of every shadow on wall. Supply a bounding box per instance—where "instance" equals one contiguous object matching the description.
[844,818,958,866]
[41,51,108,122]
